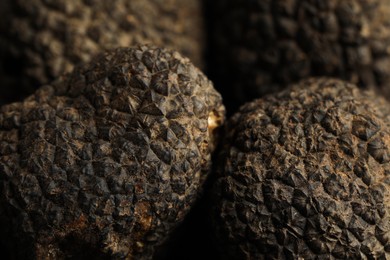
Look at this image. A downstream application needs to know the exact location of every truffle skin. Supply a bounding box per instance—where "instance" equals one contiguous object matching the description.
[212,0,390,112]
[212,78,390,259]
[0,0,205,103]
[0,45,225,259]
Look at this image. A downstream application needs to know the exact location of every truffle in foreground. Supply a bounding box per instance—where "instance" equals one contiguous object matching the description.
[0,45,225,259]
[212,78,390,259]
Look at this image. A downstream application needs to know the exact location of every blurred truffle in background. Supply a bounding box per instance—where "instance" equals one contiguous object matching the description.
[211,0,390,113]
[0,0,205,104]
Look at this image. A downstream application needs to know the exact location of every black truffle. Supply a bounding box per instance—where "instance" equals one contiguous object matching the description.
[0,45,225,259]
[212,78,390,259]
[212,0,390,112]
[0,0,205,104]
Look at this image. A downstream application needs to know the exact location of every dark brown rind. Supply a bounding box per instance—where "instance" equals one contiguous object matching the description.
[213,0,390,112]
[0,45,224,259]
[0,0,205,104]
[212,78,390,259]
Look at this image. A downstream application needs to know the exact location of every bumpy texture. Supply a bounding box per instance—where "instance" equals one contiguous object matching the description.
[0,0,205,104]
[0,45,225,259]
[212,0,390,112]
[212,78,390,259]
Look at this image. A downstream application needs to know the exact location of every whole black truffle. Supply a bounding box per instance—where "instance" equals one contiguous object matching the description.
[212,0,390,112]
[0,0,205,104]
[212,78,390,259]
[0,45,225,259]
